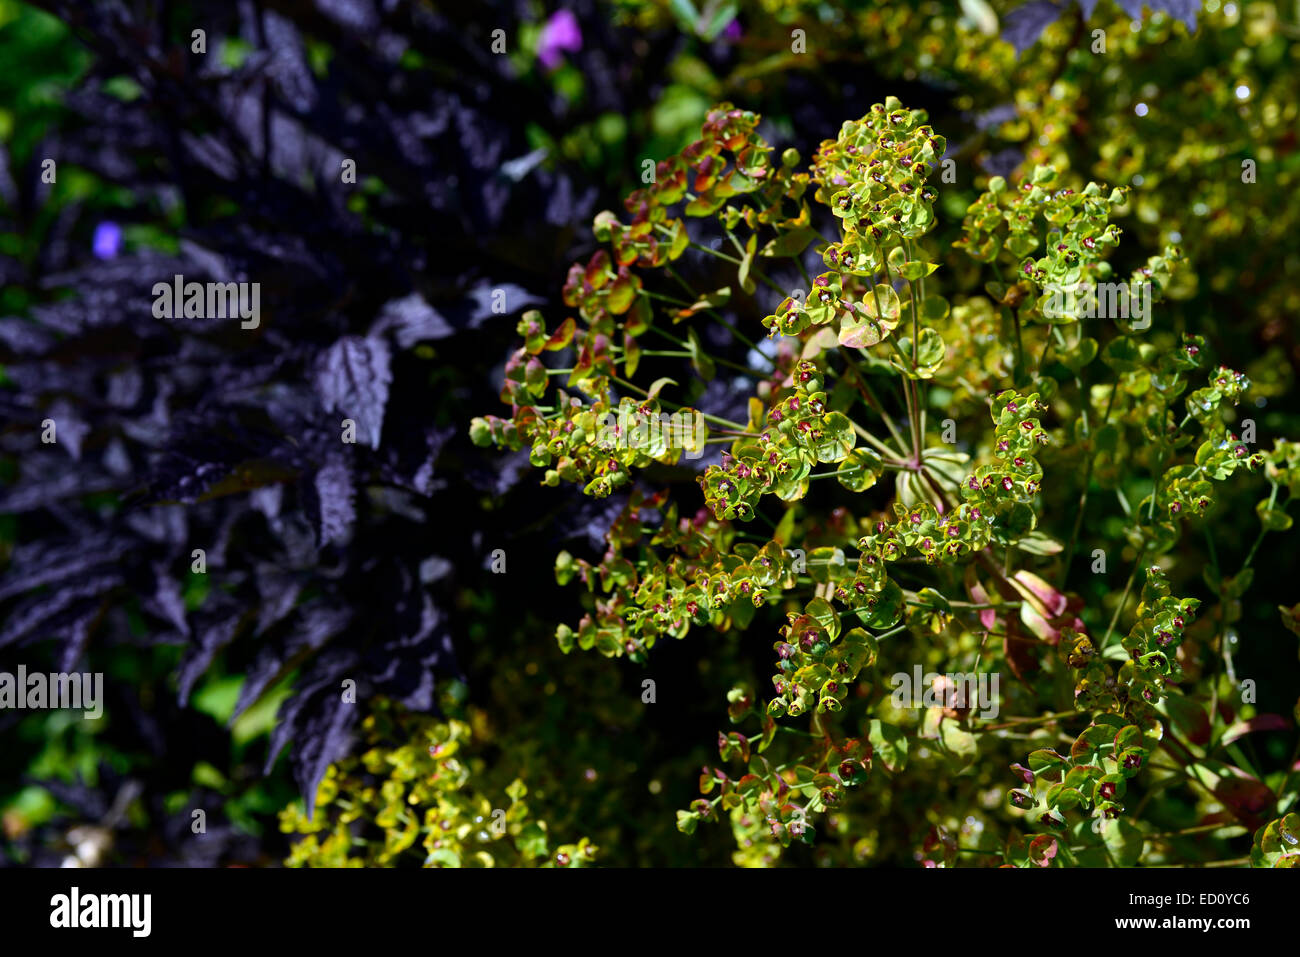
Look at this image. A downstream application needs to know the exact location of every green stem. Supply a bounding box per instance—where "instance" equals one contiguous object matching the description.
[1100,560,1140,649]
[982,710,1079,732]
[880,246,923,462]
[1058,364,1115,587]
[725,229,788,296]
[839,349,909,455]
[635,344,755,377]
[1010,308,1025,378]
[610,375,747,430]
[1241,484,1282,570]
[851,422,907,464]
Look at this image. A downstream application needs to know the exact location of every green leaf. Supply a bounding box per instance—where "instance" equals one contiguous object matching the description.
[939,719,977,767]
[469,417,492,447]
[1205,566,1253,599]
[807,546,847,583]
[555,550,576,585]
[556,623,575,654]
[865,578,904,628]
[922,296,950,321]
[838,311,884,349]
[737,232,758,294]
[1060,336,1099,373]
[1028,749,1067,777]
[697,1,739,39]
[915,328,945,367]
[805,597,841,641]
[761,226,820,258]
[915,587,951,612]
[646,376,678,399]
[892,329,946,377]
[862,284,901,324]
[814,411,855,463]
[1046,785,1085,810]
[898,260,940,281]
[516,822,548,859]
[844,627,879,669]
[623,333,641,377]
[672,287,732,321]
[1071,725,1111,763]
[1102,817,1145,866]
[1257,499,1293,531]
[687,328,716,381]
[1102,337,1143,373]
[607,274,637,314]
[668,0,701,32]
[1017,530,1064,555]
[837,448,883,491]
[959,0,998,35]
[867,719,908,772]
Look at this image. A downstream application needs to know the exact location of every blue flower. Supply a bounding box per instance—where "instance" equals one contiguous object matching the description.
[93,221,122,260]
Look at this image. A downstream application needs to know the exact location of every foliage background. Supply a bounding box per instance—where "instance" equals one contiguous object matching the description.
[0,0,1296,866]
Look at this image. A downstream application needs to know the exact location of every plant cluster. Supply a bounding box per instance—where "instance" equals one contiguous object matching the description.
[473,95,1299,866]
[0,0,638,862]
[4,0,1298,871]
[280,691,597,868]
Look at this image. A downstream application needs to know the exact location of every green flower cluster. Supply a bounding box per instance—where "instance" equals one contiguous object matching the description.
[280,693,596,868]
[468,93,1299,867]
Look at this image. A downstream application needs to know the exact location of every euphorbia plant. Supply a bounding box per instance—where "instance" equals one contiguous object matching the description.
[472,100,1299,867]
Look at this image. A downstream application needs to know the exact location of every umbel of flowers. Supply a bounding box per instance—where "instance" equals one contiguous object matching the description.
[463,98,1294,868]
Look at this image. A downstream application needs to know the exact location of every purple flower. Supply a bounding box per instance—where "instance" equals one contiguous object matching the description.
[93,221,122,260]
[538,10,582,69]
[723,19,742,41]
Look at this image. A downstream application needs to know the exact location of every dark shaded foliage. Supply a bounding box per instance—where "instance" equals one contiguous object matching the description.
[1002,0,1200,53]
[0,0,636,819]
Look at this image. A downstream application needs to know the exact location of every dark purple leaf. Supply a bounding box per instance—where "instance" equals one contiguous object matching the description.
[313,456,356,547]
[314,335,392,449]
[371,293,454,347]
[146,563,191,637]
[177,610,246,705]
[0,536,124,602]
[0,573,123,649]
[1002,1,1067,53]
[231,604,351,723]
